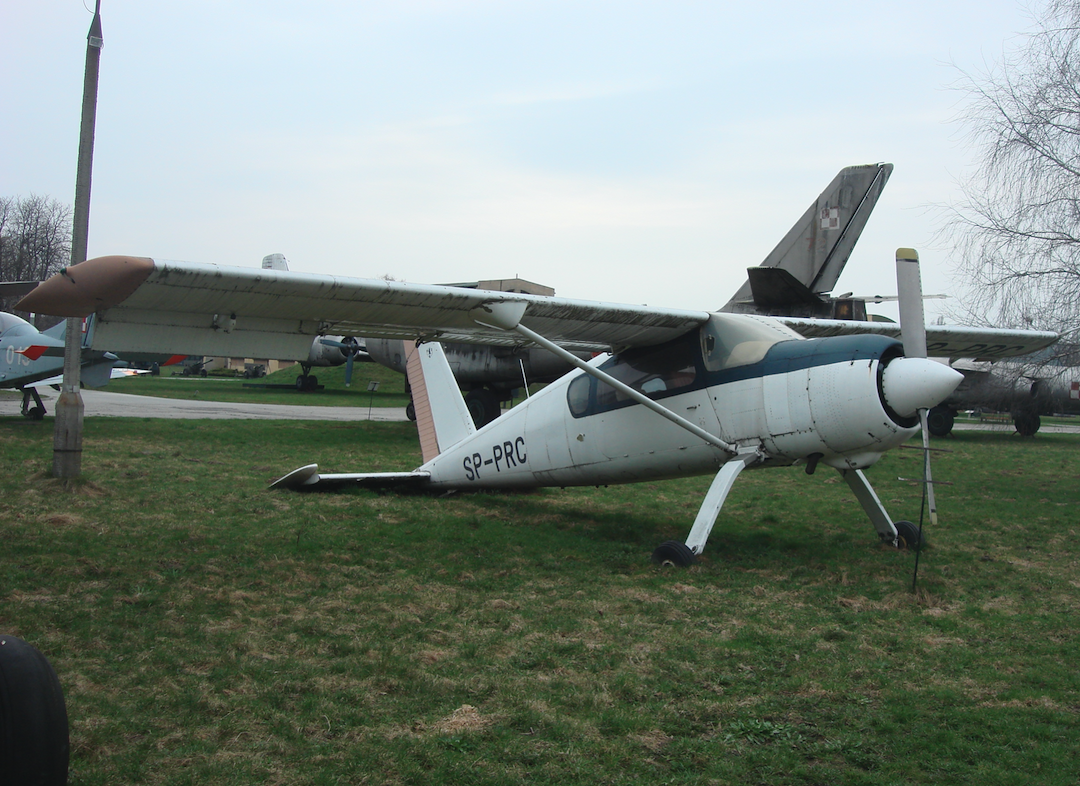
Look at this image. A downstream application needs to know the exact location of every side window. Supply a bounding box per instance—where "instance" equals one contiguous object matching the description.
[586,333,699,414]
[567,373,591,417]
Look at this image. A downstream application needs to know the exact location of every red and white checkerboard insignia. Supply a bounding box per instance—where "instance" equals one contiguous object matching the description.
[819,207,840,230]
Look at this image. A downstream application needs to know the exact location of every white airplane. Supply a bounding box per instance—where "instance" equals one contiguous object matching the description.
[17,251,1057,564]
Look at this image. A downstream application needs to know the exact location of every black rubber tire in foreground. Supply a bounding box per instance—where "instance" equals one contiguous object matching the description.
[0,634,69,786]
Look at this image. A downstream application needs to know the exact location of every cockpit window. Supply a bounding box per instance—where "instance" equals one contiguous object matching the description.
[0,312,33,335]
[567,331,698,417]
[700,313,800,371]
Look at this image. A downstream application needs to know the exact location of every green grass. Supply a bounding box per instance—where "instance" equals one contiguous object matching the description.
[105,361,412,408]
[2,419,1078,785]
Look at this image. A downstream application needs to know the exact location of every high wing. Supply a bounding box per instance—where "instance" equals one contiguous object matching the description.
[17,256,709,360]
[17,255,1058,363]
[781,317,1058,361]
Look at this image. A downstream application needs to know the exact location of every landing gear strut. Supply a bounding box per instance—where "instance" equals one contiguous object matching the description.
[19,387,46,420]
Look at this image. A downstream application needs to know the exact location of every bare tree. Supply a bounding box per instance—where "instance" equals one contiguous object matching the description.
[946,0,1080,352]
[0,194,72,316]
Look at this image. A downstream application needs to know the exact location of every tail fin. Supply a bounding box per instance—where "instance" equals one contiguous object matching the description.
[404,341,476,463]
[722,162,892,315]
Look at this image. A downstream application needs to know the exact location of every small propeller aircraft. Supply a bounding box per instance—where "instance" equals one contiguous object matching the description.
[17,248,1057,564]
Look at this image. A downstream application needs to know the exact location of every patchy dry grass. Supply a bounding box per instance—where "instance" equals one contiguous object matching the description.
[2,417,1078,784]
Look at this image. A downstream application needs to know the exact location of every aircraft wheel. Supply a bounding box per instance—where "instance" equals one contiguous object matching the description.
[27,407,45,421]
[465,388,500,427]
[893,520,926,552]
[926,406,954,437]
[1014,413,1040,437]
[0,635,69,786]
[651,540,696,567]
[405,402,416,421]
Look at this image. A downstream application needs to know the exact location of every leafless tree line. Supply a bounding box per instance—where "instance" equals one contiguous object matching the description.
[946,0,1080,357]
[0,194,72,315]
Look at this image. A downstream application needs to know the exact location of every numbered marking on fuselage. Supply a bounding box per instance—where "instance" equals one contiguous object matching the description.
[463,436,527,481]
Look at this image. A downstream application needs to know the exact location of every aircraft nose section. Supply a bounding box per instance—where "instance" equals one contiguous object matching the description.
[881,357,963,418]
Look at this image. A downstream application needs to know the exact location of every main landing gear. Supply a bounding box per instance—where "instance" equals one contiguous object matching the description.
[651,463,927,568]
[19,387,46,420]
[295,364,320,392]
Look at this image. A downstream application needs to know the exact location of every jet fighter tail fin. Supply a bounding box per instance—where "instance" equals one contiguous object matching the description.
[405,341,476,463]
[722,162,892,315]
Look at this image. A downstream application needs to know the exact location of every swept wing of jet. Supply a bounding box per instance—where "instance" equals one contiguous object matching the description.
[17,255,1057,565]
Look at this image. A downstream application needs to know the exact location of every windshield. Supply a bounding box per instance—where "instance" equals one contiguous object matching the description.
[700,313,801,371]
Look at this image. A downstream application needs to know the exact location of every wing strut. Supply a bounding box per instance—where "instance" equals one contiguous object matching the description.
[469,302,738,455]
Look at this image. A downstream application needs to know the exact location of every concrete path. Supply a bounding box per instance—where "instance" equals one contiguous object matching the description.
[0,388,409,422]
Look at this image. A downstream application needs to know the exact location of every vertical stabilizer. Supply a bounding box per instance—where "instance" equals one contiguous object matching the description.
[405,341,476,463]
[722,163,892,314]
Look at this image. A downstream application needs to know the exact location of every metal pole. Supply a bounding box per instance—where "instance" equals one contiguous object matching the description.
[54,1,103,480]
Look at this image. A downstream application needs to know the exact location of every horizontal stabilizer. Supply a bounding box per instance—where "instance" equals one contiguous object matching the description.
[270,463,431,491]
[746,267,824,308]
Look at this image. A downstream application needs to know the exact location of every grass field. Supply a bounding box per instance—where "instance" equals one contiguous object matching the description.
[2,416,1078,785]
[103,361,414,409]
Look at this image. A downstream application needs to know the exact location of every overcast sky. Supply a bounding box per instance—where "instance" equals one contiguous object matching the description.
[3,0,1041,321]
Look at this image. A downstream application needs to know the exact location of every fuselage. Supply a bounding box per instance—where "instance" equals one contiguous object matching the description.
[416,313,956,490]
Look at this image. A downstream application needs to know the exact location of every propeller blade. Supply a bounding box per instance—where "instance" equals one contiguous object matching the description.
[345,353,354,387]
[895,248,928,360]
[895,248,939,531]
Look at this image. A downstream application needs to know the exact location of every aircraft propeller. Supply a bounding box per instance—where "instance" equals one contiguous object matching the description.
[894,248,940,556]
[318,336,364,386]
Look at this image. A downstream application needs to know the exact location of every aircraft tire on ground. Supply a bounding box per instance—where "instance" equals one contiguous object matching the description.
[0,635,69,786]
[464,388,501,427]
[27,407,45,421]
[1013,412,1041,437]
[651,540,696,567]
[405,402,416,421]
[926,406,954,437]
[893,520,926,552]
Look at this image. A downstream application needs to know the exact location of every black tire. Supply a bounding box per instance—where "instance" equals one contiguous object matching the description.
[27,407,45,421]
[0,635,69,786]
[1014,412,1040,437]
[405,402,416,421]
[926,406,954,437]
[893,520,926,552]
[464,388,501,427]
[651,540,696,567]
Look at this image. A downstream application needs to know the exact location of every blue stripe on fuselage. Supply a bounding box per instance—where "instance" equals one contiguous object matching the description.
[569,333,902,418]
[707,334,901,387]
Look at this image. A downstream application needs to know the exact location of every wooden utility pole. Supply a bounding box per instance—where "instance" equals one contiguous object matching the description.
[54,1,103,479]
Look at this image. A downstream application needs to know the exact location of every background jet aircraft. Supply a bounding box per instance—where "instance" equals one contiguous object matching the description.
[0,312,119,419]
